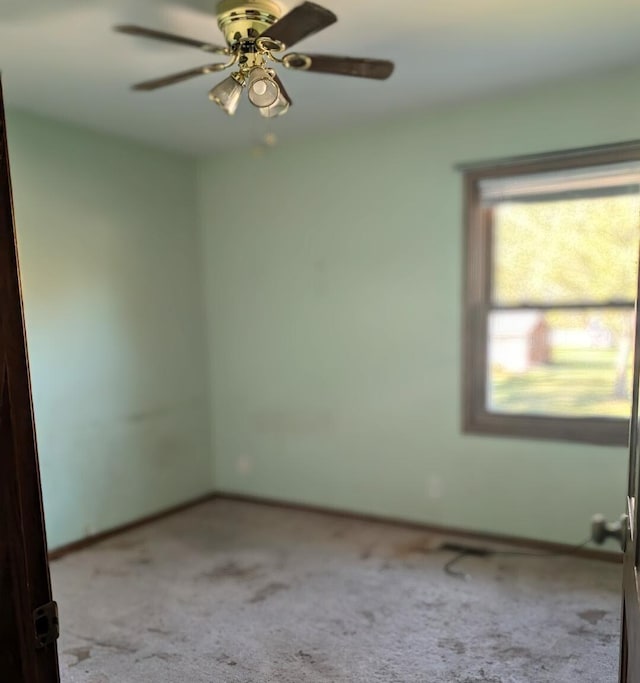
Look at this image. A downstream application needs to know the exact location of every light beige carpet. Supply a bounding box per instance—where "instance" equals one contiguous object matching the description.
[52,499,621,682]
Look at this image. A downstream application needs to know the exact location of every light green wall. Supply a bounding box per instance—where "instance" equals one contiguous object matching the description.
[198,65,640,546]
[7,110,212,550]
[9,64,639,551]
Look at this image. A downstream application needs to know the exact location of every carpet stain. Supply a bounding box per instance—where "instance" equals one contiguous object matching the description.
[106,538,143,551]
[438,637,467,655]
[600,633,617,645]
[216,653,238,666]
[458,674,502,683]
[359,545,374,560]
[578,609,608,625]
[139,653,181,663]
[66,646,92,667]
[569,626,590,638]
[360,610,375,624]
[129,557,152,566]
[330,617,357,637]
[83,638,137,655]
[497,645,533,659]
[297,649,316,664]
[416,599,447,610]
[92,568,130,578]
[248,581,290,603]
[204,561,261,580]
[147,627,172,636]
[394,536,440,557]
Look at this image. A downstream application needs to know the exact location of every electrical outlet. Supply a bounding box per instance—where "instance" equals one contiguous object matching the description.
[236,455,253,475]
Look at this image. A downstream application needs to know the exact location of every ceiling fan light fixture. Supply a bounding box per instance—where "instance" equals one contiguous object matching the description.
[116,2,395,120]
[259,91,290,118]
[247,66,280,108]
[209,72,245,115]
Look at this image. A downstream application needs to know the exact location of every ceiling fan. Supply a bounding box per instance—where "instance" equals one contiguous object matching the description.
[115,0,394,118]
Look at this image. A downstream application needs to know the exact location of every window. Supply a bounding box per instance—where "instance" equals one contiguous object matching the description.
[461,142,640,445]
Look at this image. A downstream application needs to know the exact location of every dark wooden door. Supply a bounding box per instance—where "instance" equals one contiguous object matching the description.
[620,246,640,681]
[0,79,60,681]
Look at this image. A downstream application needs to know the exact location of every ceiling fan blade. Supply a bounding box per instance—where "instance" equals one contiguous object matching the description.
[259,2,336,49]
[115,25,228,54]
[132,64,228,91]
[288,53,394,80]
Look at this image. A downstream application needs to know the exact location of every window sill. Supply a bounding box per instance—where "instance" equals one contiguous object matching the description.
[463,411,629,447]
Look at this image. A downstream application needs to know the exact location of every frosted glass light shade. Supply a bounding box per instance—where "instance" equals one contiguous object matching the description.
[247,67,279,108]
[209,74,244,115]
[259,91,290,118]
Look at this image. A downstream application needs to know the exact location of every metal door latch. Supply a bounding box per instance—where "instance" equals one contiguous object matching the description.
[33,601,59,648]
[591,513,629,551]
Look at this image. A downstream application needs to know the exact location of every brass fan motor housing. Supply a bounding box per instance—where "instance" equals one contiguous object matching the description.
[216,0,283,47]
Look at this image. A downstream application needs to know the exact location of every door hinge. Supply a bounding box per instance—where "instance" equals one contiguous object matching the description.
[34,601,59,648]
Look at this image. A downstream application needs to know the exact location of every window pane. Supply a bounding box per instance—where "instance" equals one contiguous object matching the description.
[487,309,634,419]
[492,194,640,305]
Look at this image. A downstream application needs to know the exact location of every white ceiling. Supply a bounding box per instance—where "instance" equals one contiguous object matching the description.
[1,0,639,155]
